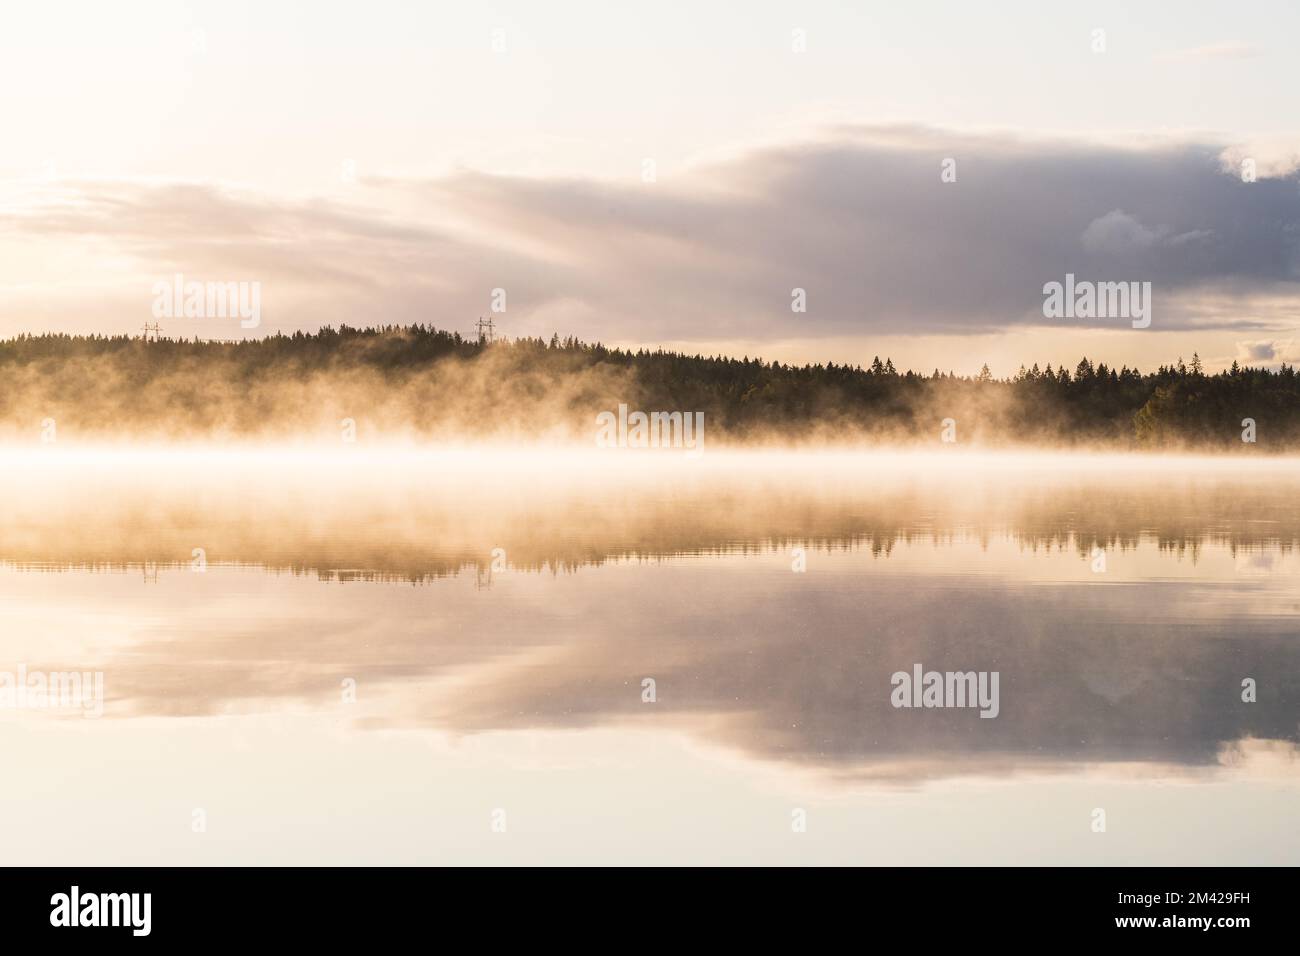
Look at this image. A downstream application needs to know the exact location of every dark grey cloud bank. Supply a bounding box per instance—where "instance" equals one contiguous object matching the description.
[13,127,1300,339]
[415,129,1299,337]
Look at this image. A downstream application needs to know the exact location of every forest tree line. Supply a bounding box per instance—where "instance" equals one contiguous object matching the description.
[0,325,1295,447]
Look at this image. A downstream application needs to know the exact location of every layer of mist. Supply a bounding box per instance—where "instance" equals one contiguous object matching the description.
[3,448,1300,577]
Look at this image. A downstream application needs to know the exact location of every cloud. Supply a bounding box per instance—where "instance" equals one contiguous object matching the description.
[1080,209,1165,253]
[1156,42,1262,63]
[1218,140,1300,180]
[1234,338,1298,364]
[3,126,1300,342]
[1080,211,1215,255]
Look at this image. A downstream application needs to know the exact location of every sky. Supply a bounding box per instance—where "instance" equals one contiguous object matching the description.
[1,0,1298,374]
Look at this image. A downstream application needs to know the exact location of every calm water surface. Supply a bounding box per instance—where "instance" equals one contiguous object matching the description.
[0,448,1296,864]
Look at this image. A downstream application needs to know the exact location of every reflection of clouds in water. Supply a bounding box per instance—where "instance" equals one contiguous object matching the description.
[1078,664,1157,705]
[39,559,1300,785]
[1217,738,1300,776]
[1236,551,1279,574]
[415,577,1300,781]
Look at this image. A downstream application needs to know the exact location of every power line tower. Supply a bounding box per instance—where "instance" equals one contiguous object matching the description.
[475,316,497,345]
[141,321,162,342]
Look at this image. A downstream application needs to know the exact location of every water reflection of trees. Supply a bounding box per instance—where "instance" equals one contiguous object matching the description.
[2,482,1298,580]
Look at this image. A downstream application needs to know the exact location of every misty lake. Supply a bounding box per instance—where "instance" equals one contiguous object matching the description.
[0,448,1296,864]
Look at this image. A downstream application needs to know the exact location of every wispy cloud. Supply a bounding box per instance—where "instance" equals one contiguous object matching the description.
[1156,42,1262,63]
